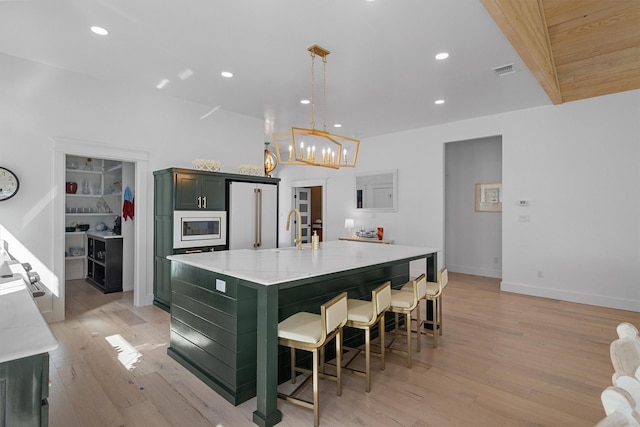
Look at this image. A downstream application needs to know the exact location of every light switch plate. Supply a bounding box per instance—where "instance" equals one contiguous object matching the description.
[216,279,226,293]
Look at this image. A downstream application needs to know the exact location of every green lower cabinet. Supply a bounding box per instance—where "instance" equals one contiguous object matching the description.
[168,263,258,405]
[0,352,50,427]
[153,255,172,312]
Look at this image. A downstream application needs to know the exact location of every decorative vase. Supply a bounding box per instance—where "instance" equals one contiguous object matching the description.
[65,182,78,194]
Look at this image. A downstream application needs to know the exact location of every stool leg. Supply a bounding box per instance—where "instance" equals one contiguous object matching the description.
[432,298,438,348]
[290,347,296,383]
[379,313,385,371]
[394,312,399,336]
[365,326,371,392]
[405,312,412,368]
[312,349,319,427]
[439,294,444,336]
[416,300,421,352]
[336,329,343,397]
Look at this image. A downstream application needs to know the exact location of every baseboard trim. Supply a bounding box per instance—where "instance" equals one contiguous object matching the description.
[500,281,640,312]
[448,264,501,279]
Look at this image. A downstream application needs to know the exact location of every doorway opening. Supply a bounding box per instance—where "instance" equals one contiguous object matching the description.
[53,137,149,322]
[290,180,327,246]
[444,135,502,279]
[64,154,135,294]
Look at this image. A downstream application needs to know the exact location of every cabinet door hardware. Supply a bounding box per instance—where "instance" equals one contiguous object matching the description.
[185,249,203,254]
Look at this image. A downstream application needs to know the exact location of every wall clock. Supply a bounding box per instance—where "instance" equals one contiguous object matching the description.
[0,167,20,201]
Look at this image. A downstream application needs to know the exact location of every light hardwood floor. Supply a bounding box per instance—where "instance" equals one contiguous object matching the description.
[49,274,640,427]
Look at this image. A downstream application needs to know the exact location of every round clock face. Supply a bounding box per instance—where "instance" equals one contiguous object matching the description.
[0,167,20,201]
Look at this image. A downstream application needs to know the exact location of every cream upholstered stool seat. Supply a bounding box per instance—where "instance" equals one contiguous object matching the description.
[277,292,348,427]
[342,281,391,392]
[597,386,640,426]
[611,322,640,382]
[386,274,426,368]
[403,268,448,348]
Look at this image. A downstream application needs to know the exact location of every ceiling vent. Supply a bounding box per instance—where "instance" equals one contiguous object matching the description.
[492,63,516,77]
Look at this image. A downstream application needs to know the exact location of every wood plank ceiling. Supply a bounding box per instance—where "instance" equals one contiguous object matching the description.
[481,0,640,104]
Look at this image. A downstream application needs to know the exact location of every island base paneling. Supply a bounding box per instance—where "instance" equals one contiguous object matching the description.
[167,259,416,405]
[168,262,258,406]
[0,352,50,427]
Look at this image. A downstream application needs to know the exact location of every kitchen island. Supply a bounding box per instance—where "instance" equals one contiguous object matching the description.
[167,240,437,427]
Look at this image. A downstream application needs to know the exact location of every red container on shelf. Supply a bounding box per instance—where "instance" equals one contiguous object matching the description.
[66,182,78,194]
[377,227,384,240]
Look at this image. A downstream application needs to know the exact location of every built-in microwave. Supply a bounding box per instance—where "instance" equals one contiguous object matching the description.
[173,210,227,249]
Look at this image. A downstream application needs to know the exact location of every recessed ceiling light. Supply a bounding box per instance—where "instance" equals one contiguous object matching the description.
[435,52,449,60]
[334,124,342,128]
[90,26,109,36]
[221,71,234,78]
[178,68,194,80]
[300,99,310,105]
[156,79,170,89]
[435,99,445,105]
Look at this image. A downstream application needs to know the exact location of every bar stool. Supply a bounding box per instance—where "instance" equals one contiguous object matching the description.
[386,274,426,368]
[404,268,448,348]
[343,281,392,392]
[277,292,348,427]
[425,268,448,347]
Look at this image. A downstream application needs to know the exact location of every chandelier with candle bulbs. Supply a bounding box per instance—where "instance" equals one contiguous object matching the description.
[273,45,360,169]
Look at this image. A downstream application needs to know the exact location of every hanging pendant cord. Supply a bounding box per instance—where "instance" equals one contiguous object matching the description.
[310,51,316,130]
[322,55,327,132]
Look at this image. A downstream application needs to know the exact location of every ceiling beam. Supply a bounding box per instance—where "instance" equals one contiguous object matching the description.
[481,0,563,104]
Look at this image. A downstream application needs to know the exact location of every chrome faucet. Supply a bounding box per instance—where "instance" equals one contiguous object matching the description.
[286,208,303,250]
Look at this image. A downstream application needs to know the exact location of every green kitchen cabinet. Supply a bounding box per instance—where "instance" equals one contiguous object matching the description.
[0,352,50,427]
[153,168,226,311]
[175,172,225,211]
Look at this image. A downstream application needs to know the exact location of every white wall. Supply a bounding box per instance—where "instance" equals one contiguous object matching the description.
[445,136,502,278]
[276,90,640,311]
[0,54,264,319]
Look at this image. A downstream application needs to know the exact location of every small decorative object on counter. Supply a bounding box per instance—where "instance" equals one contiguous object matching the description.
[237,164,263,176]
[193,159,222,172]
[377,227,384,240]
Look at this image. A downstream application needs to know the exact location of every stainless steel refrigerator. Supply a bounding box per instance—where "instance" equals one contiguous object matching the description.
[228,181,278,250]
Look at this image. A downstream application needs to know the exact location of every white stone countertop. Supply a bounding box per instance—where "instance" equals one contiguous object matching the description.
[0,277,58,364]
[338,236,394,244]
[167,240,438,286]
[87,231,123,239]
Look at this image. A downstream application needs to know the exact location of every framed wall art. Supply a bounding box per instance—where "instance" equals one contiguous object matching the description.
[475,182,502,212]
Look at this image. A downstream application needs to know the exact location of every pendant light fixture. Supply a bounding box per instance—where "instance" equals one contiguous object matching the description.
[264,142,277,176]
[273,45,360,169]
